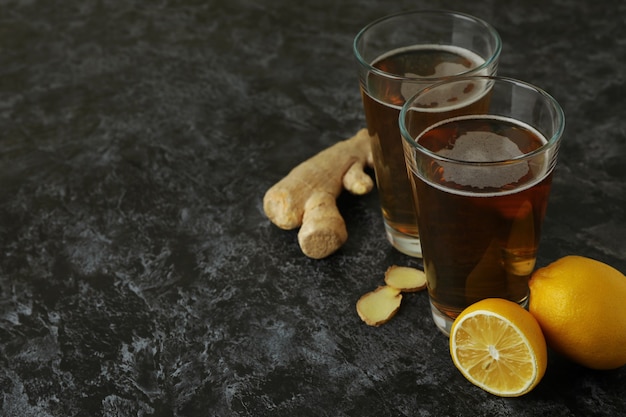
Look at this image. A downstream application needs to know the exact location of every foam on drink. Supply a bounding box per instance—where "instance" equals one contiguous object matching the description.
[369,44,488,109]
[439,129,528,189]
[417,115,550,197]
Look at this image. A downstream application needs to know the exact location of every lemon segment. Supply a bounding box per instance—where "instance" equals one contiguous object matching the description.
[450,298,547,397]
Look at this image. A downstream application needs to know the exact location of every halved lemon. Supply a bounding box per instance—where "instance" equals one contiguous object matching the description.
[449,298,547,397]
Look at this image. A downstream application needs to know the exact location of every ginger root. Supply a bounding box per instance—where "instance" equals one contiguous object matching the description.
[263,129,373,259]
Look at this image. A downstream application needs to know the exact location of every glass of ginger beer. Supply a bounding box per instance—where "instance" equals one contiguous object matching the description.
[400,76,565,335]
[353,10,501,257]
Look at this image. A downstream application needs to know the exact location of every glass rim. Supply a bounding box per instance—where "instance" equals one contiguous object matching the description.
[399,75,566,166]
[353,9,502,82]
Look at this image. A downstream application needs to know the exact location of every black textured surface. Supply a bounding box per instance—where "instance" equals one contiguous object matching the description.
[1,0,625,416]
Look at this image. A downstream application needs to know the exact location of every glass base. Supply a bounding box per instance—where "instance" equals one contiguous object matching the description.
[430,300,455,336]
[384,222,422,258]
[430,296,530,337]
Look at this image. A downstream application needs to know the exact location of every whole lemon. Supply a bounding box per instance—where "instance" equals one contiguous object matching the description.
[529,255,626,370]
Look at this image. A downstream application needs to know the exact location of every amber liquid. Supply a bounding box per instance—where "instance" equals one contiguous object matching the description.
[409,116,553,319]
[361,45,487,238]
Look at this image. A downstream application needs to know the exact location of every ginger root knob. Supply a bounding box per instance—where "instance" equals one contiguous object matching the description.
[298,191,348,259]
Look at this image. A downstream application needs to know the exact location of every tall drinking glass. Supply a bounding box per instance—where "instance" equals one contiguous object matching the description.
[400,76,565,335]
[354,10,501,257]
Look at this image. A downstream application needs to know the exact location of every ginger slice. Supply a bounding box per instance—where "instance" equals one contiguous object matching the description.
[384,266,427,293]
[356,286,402,327]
